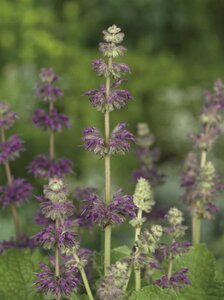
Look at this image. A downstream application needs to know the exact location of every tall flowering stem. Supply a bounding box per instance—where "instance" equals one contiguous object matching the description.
[83,25,134,274]
[34,179,79,299]
[155,207,191,289]
[130,178,155,290]
[182,80,224,245]
[28,68,72,179]
[0,103,32,242]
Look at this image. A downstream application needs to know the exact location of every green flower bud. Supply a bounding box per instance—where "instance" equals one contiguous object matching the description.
[166,207,184,226]
[103,25,125,44]
[133,178,155,212]
[151,225,163,239]
[129,217,146,228]
[44,178,68,202]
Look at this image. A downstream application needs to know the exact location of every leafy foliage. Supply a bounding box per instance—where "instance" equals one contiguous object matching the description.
[0,249,46,300]
[129,245,224,300]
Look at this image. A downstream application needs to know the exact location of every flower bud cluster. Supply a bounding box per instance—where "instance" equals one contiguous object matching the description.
[133,178,154,213]
[181,153,220,220]
[189,80,224,151]
[133,123,165,186]
[97,261,129,300]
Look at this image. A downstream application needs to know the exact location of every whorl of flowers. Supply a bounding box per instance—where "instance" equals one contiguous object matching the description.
[35,261,79,298]
[134,123,165,186]
[155,268,190,289]
[0,103,17,130]
[97,261,129,300]
[133,178,154,213]
[189,80,224,151]
[80,189,136,227]
[29,68,72,179]
[83,123,134,157]
[181,153,220,220]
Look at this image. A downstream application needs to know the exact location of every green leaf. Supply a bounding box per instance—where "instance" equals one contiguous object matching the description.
[128,285,179,300]
[111,245,131,263]
[0,248,46,300]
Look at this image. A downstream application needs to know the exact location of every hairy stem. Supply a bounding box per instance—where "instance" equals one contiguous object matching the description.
[74,253,94,300]
[55,219,60,280]
[123,266,132,292]
[192,149,207,245]
[0,128,21,241]
[133,208,143,290]
[104,57,112,274]
[49,102,55,160]
[135,209,143,241]
[135,268,141,291]
[167,257,173,282]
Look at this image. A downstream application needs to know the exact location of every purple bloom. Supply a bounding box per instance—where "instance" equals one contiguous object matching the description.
[0,135,24,164]
[155,268,190,289]
[36,83,63,102]
[107,89,133,111]
[92,59,107,76]
[33,224,77,250]
[99,43,126,57]
[85,83,132,112]
[35,262,79,298]
[0,235,36,253]
[82,127,105,157]
[0,178,32,207]
[33,108,71,131]
[0,102,17,130]
[80,189,135,226]
[74,187,98,201]
[40,198,75,220]
[109,123,135,155]
[158,241,191,260]
[28,155,72,178]
[39,68,59,83]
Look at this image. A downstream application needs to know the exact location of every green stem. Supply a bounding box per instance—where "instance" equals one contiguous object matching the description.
[49,102,55,160]
[55,220,60,278]
[104,57,112,274]
[123,266,132,292]
[135,268,141,291]
[192,149,207,245]
[0,128,21,242]
[134,208,143,291]
[74,253,94,300]
[135,209,142,241]
[167,258,173,282]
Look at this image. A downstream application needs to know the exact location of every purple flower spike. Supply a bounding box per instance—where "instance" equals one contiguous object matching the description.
[28,155,72,178]
[109,123,135,155]
[85,86,106,112]
[0,103,17,130]
[82,127,105,157]
[35,262,79,298]
[33,108,71,132]
[0,178,32,207]
[0,135,24,164]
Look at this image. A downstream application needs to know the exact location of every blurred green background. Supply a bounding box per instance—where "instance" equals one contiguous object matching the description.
[1,0,224,267]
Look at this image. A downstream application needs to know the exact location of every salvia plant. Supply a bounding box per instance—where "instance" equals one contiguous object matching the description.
[181,80,224,245]
[1,25,224,300]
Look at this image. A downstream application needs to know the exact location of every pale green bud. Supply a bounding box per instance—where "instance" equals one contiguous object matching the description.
[103,25,125,44]
[43,178,68,202]
[133,178,155,212]
[129,217,146,228]
[151,225,163,239]
[166,207,184,226]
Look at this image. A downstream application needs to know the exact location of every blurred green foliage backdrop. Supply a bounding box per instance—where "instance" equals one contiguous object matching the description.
[1,0,224,262]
